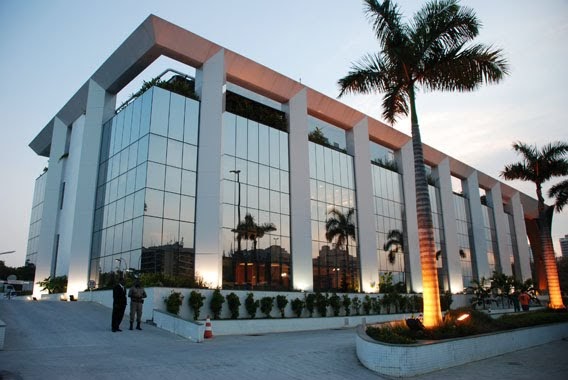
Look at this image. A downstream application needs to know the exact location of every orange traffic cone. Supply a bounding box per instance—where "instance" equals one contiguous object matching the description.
[204,315,213,339]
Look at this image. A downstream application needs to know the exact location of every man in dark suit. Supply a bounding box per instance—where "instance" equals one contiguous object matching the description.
[112,277,127,332]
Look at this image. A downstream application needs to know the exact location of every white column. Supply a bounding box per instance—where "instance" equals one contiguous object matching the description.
[463,171,490,279]
[433,158,462,293]
[194,49,225,288]
[67,79,116,298]
[511,192,531,281]
[396,140,422,292]
[33,118,67,297]
[346,118,378,293]
[287,88,313,291]
[488,183,512,276]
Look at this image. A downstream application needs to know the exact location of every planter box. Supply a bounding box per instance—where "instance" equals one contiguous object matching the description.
[356,322,568,378]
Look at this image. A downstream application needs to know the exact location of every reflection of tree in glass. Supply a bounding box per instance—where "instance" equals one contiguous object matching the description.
[325,207,356,291]
[308,127,330,146]
[383,229,403,265]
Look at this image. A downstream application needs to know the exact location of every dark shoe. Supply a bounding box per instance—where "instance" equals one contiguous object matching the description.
[112,329,117,332]
[116,328,122,332]
[129,322,133,330]
[136,322,142,330]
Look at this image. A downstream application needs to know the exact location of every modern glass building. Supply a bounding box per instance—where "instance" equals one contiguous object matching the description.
[27,15,540,298]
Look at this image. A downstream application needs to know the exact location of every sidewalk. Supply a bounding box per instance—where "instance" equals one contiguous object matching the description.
[1,299,567,379]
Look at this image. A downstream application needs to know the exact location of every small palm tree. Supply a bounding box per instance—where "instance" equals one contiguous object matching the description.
[338,0,508,327]
[501,141,568,309]
[383,229,404,264]
[326,207,357,291]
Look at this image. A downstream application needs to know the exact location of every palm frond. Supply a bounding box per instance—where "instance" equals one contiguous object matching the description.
[364,0,405,47]
[549,179,568,212]
[338,53,391,97]
[381,83,409,124]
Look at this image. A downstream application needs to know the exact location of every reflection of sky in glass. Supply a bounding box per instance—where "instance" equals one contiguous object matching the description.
[308,116,346,150]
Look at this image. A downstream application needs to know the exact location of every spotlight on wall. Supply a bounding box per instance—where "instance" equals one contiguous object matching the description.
[457,313,470,322]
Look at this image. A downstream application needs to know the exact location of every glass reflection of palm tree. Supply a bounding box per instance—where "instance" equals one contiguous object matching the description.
[232,213,276,287]
[383,229,404,265]
[325,207,356,292]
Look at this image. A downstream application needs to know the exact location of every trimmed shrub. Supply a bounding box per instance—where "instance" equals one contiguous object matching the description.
[188,290,205,320]
[342,294,352,316]
[164,290,184,315]
[276,295,289,318]
[245,293,260,318]
[305,293,316,317]
[260,296,275,318]
[210,288,225,320]
[329,293,341,316]
[315,292,329,317]
[226,292,241,319]
[352,296,361,316]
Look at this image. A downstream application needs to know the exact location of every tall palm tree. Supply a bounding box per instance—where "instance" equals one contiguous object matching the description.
[383,229,404,264]
[325,207,357,291]
[232,213,277,285]
[338,0,508,327]
[501,141,568,309]
[549,179,568,212]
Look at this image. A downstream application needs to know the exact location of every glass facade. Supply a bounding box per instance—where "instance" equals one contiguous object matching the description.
[506,212,518,278]
[453,194,474,288]
[371,156,406,287]
[26,172,47,265]
[220,112,291,290]
[429,184,448,291]
[90,86,200,286]
[309,135,359,292]
[481,204,500,274]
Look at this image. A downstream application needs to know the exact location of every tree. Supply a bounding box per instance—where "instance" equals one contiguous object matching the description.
[501,141,568,309]
[549,179,568,212]
[308,126,330,146]
[383,229,404,264]
[338,0,508,327]
[325,207,357,291]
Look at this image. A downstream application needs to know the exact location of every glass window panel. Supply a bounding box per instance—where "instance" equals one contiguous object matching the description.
[280,171,289,194]
[128,142,138,170]
[181,170,196,196]
[280,132,289,171]
[183,99,199,145]
[113,112,124,156]
[135,162,147,191]
[165,166,182,193]
[258,210,269,226]
[150,87,170,137]
[117,174,127,200]
[109,178,118,203]
[247,186,258,209]
[309,143,316,178]
[148,134,167,164]
[315,144,324,181]
[168,92,185,141]
[270,168,280,191]
[164,192,181,220]
[222,204,235,228]
[124,194,134,221]
[130,96,142,144]
[180,222,195,248]
[98,161,108,187]
[182,144,197,171]
[281,215,290,237]
[247,161,258,187]
[180,195,195,222]
[144,189,164,218]
[247,120,259,161]
[147,162,165,190]
[235,159,247,183]
[332,151,341,185]
[222,113,236,156]
[115,198,125,225]
[235,116,247,159]
[162,219,179,244]
[131,217,143,249]
[259,188,269,211]
[119,150,128,175]
[114,224,123,254]
[269,127,279,168]
[96,185,105,209]
[105,227,114,255]
[270,190,280,213]
[94,208,103,232]
[270,212,281,234]
[137,134,149,164]
[221,180,234,204]
[126,168,136,196]
[258,124,269,163]
[143,216,162,247]
[281,193,290,215]
[324,149,333,183]
[122,106,132,150]
[139,88,153,137]
[122,220,132,252]
[259,165,269,189]
[310,179,317,200]
[111,155,120,180]
[100,122,111,163]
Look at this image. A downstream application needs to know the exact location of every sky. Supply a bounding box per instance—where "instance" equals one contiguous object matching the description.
[0,0,567,268]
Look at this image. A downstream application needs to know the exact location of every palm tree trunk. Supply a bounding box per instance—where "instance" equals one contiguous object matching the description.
[538,205,565,308]
[409,86,442,327]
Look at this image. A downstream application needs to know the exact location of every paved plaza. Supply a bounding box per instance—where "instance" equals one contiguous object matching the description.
[1,299,567,379]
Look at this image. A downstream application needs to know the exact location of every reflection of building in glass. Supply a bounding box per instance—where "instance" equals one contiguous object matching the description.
[560,235,568,258]
[27,15,542,298]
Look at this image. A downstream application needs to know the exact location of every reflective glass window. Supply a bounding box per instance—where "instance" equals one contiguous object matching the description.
[165,166,181,193]
[167,139,183,168]
[139,88,153,137]
[143,216,162,247]
[144,189,164,218]
[162,219,179,244]
[164,192,180,220]
[137,135,149,164]
[182,144,197,171]
[146,162,165,190]
[148,134,167,164]
[183,99,199,145]
[180,195,195,222]
[168,92,185,141]
[150,87,170,137]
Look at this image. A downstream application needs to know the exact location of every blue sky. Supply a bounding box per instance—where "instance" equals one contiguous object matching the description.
[0,0,567,267]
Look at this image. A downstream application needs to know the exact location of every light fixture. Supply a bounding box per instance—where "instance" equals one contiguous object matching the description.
[457,313,470,322]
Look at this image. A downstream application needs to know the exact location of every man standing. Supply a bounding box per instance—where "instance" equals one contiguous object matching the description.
[128,278,147,330]
[112,277,127,332]
[518,291,531,312]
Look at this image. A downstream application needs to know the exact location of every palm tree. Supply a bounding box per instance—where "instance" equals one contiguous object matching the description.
[383,229,404,264]
[232,213,277,286]
[338,0,508,327]
[325,207,357,291]
[501,141,568,309]
[549,179,568,212]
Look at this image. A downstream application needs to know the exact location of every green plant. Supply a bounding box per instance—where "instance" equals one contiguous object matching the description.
[342,294,352,316]
[260,296,275,318]
[305,293,316,317]
[308,127,330,146]
[276,295,289,318]
[245,293,260,318]
[164,290,184,315]
[362,295,373,315]
[225,91,287,130]
[372,297,382,314]
[188,290,205,320]
[291,297,305,318]
[440,291,453,311]
[226,292,241,319]
[37,275,68,294]
[315,292,329,317]
[352,296,361,315]
[210,288,225,320]
[329,293,341,316]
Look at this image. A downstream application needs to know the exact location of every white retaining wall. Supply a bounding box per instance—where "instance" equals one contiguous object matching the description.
[356,322,568,378]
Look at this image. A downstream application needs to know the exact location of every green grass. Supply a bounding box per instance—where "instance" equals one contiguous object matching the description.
[367,307,568,344]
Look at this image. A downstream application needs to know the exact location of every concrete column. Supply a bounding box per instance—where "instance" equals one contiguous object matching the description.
[194,49,225,288]
[346,118,378,293]
[463,171,490,279]
[67,79,116,298]
[511,192,532,281]
[396,140,422,292]
[287,88,313,291]
[488,183,512,276]
[33,117,67,297]
[432,158,462,293]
